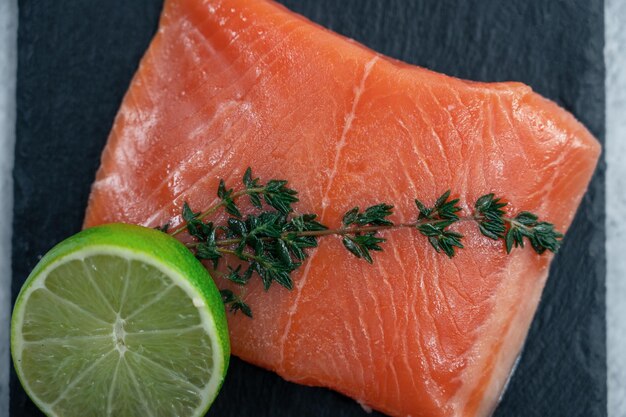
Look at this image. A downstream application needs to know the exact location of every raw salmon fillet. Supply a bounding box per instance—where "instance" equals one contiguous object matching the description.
[84,0,601,415]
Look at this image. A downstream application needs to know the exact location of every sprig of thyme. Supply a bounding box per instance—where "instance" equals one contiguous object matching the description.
[168,168,298,235]
[219,289,252,317]
[159,168,563,318]
[341,204,393,263]
[414,191,464,257]
[473,194,563,254]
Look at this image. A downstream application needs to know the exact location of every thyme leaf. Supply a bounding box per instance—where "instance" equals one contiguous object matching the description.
[506,212,563,254]
[474,193,507,240]
[474,194,563,254]
[154,223,170,233]
[218,180,241,218]
[340,204,394,263]
[220,289,252,318]
[415,191,464,258]
[342,233,386,264]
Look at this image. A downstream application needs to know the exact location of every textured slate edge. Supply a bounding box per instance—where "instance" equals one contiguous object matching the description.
[11,1,605,416]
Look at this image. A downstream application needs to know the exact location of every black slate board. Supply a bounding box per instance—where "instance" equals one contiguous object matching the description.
[12,0,606,416]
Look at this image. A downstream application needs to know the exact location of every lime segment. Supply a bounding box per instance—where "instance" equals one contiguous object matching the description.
[11,223,230,417]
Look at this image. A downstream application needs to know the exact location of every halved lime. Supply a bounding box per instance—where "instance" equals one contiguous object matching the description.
[11,223,230,417]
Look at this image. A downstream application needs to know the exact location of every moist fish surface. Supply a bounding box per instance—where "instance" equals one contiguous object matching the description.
[83,0,601,416]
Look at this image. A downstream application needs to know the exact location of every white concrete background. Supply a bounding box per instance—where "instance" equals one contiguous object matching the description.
[0,1,623,416]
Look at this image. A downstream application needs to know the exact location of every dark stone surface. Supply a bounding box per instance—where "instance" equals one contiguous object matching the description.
[12,0,605,416]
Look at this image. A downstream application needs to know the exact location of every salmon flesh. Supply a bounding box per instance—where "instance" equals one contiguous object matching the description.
[84,0,601,415]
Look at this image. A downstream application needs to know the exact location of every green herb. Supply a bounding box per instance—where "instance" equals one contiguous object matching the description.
[474,194,563,254]
[474,193,507,240]
[169,167,298,235]
[154,223,170,233]
[241,167,298,215]
[341,204,393,263]
[220,289,252,318]
[505,212,563,254]
[414,191,464,257]
[159,168,563,317]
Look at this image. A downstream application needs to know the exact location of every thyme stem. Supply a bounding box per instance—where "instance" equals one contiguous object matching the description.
[217,248,262,262]
[185,217,481,250]
[183,215,531,249]
[170,187,266,236]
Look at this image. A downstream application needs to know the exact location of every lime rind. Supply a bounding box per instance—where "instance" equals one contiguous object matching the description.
[11,223,230,417]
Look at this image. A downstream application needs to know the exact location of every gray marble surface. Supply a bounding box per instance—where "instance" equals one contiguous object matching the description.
[0,1,622,416]
[606,0,625,414]
[0,0,17,416]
